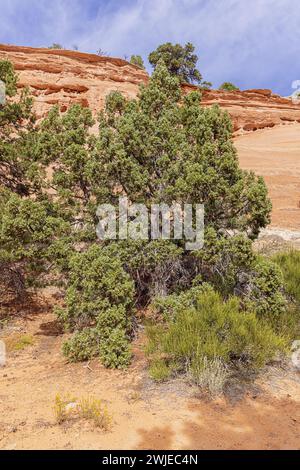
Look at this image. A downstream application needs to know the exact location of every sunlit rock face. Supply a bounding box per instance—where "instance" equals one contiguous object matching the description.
[1,44,300,130]
[0,44,148,119]
[182,84,300,134]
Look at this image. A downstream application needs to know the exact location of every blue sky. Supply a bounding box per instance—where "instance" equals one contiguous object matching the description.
[0,0,299,95]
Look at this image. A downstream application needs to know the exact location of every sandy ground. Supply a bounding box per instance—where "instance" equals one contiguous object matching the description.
[235,123,300,231]
[0,301,299,451]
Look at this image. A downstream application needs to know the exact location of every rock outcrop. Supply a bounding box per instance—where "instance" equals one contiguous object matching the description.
[1,44,300,133]
[0,44,148,119]
[182,84,300,133]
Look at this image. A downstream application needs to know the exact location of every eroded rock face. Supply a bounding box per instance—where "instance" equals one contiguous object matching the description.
[235,123,300,230]
[1,44,300,132]
[0,44,148,119]
[183,85,300,133]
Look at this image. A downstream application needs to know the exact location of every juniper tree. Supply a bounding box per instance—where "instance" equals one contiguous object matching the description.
[0,61,70,297]
[130,55,145,69]
[92,62,273,302]
[148,42,203,84]
[219,82,240,91]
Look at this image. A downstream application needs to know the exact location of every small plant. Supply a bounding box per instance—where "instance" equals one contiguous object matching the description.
[48,43,64,49]
[53,393,77,424]
[219,82,240,91]
[272,250,300,303]
[149,358,171,382]
[189,356,229,397]
[53,394,111,430]
[130,55,145,69]
[5,334,34,352]
[79,396,111,430]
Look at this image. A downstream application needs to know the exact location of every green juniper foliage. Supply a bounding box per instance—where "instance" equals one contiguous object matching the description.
[0,61,68,297]
[219,82,240,91]
[58,245,134,367]
[130,55,145,69]
[148,42,203,84]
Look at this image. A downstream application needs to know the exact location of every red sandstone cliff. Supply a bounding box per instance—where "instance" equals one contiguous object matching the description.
[1,44,300,133]
[0,44,148,119]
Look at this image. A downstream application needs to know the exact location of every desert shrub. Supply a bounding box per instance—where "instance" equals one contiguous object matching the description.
[54,393,111,430]
[0,189,69,296]
[219,82,240,91]
[0,60,17,96]
[272,250,300,303]
[271,250,300,337]
[79,396,111,430]
[58,244,134,330]
[5,333,34,352]
[251,259,286,316]
[146,286,286,384]
[130,55,145,69]
[98,327,132,369]
[189,356,229,397]
[60,245,134,368]
[240,258,286,319]
[53,393,76,424]
[149,358,171,382]
[62,328,100,362]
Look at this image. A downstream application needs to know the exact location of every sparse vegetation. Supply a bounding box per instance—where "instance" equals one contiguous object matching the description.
[189,357,229,397]
[5,334,34,352]
[271,250,300,337]
[79,396,111,430]
[96,48,109,56]
[272,250,300,304]
[130,55,145,69]
[149,358,171,382]
[48,43,64,50]
[219,82,240,91]
[53,393,75,424]
[54,393,111,430]
[146,285,287,392]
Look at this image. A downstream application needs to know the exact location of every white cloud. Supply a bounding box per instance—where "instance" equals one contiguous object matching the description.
[0,0,299,94]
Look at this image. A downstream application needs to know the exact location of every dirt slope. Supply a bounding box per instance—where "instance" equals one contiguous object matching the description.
[235,123,300,231]
[0,306,299,450]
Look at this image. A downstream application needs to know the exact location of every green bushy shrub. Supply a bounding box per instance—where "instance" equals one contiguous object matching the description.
[242,258,286,320]
[272,250,300,303]
[60,244,134,368]
[146,286,286,387]
[219,82,240,91]
[62,328,100,362]
[58,244,134,330]
[98,327,131,369]
[271,250,300,337]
